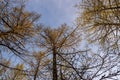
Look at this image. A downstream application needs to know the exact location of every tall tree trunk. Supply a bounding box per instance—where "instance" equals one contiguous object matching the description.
[53,47,57,80]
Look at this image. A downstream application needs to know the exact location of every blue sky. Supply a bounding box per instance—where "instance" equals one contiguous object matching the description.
[26,0,80,27]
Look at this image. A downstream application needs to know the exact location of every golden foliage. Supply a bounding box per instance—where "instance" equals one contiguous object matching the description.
[40,24,81,51]
[0,0,40,54]
[77,0,120,50]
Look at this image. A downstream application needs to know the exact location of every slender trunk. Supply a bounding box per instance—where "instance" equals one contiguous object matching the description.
[53,47,57,80]
[34,60,40,80]
[60,65,63,80]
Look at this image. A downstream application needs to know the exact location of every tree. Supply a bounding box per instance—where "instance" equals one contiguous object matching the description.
[0,0,40,55]
[77,0,120,53]
[0,0,40,79]
[38,24,81,80]
[75,0,120,79]
[27,51,50,80]
[64,49,120,80]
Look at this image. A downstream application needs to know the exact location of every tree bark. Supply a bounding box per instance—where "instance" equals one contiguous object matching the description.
[53,47,57,80]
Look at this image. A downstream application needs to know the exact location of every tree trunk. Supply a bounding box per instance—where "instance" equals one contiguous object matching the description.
[53,47,57,80]
[34,60,40,80]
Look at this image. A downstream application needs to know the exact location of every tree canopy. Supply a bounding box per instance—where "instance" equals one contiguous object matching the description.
[0,0,120,80]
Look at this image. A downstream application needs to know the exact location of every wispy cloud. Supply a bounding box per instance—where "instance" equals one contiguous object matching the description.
[27,0,80,27]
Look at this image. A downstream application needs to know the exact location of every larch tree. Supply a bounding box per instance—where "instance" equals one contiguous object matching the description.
[0,0,40,55]
[77,0,120,54]
[37,24,81,80]
[26,51,50,80]
[75,0,120,80]
[0,0,40,79]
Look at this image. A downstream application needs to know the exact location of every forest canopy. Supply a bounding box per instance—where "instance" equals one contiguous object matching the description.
[0,0,120,80]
